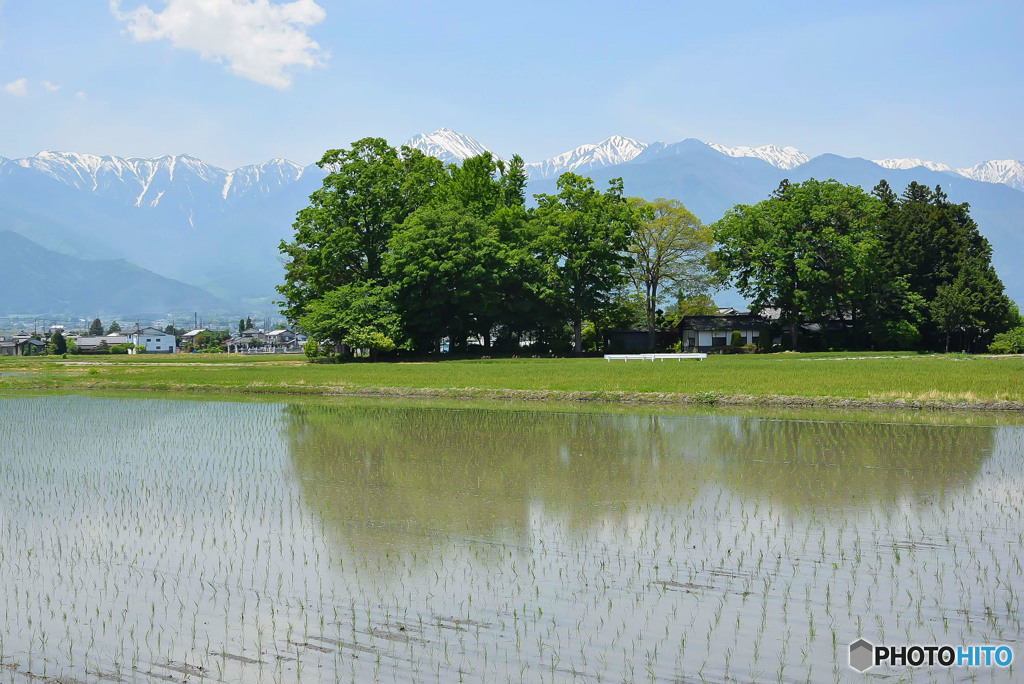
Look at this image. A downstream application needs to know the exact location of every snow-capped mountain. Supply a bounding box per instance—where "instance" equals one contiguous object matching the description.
[9,151,311,208]
[4,132,1024,311]
[403,128,494,165]
[222,159,306,201]
[873,158,954,173]
[709,143,810,170]
[524,135,648,179]
[403,129,647,179]
[955,160,1024,192]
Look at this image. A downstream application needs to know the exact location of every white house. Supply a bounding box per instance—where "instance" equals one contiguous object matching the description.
[125,327,176,354]
[181,328,208,347]
[267,329,296,346]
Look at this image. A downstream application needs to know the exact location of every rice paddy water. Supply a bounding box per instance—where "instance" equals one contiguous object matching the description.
[0,395,1020,682]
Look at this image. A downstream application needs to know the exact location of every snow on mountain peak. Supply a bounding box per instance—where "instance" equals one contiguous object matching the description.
[403,128,494,165]
[222,158,306,201]
[524,135,648,180]
[9,151,308,206]
[955,159,1024,191]
[708,143,810,170]
[873,158,954,173]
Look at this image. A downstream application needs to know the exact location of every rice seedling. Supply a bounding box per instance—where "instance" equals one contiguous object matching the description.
[0,395,1020,681]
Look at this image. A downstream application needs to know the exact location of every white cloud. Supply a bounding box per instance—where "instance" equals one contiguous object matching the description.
[41,80,61,93]
[76,91,87,99]
[4,77,27,97]
[110,0,327,89]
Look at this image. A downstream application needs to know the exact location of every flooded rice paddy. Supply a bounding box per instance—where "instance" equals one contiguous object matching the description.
[0,395,1021,682]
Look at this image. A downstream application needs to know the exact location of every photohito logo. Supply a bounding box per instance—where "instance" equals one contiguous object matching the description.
[849,639,1013,672]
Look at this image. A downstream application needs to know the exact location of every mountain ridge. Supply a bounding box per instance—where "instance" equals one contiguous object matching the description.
[2,130,1023,314]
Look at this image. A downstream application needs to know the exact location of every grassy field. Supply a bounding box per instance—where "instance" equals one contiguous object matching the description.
[2,351,1023,408]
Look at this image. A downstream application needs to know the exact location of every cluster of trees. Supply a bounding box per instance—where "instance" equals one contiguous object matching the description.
[714,179,1019,352]
[185,329,232,353]
[279,139,1017,357]
[278,138,712,356]
[86,318,122,336]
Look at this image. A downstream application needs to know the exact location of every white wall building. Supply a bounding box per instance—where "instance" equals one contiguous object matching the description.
[126,327,176,354]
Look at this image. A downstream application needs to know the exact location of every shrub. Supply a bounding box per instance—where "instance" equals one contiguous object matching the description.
[730,331,744,348]
[989,327,1024,354]
[873,320,922,351]
[344,327,396,356]
[304,339,322,360]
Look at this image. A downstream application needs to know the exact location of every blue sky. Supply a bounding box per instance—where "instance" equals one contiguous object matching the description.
[0,0,1021,169]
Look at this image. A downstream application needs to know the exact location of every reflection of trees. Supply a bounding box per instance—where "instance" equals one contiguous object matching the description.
[286,405,710,550]
[703,418,993,507]
[286,404,994,558]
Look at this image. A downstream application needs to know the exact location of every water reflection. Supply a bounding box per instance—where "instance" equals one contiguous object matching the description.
[288,405,993,548]
[1,395,1017,683]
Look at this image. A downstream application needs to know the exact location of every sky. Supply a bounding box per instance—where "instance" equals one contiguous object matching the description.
[0,0,1021,170]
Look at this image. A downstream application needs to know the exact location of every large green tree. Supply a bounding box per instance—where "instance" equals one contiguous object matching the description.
[874,180,1014,350]
[88,318,104,336]
[386,206,506,352]
[532,174,636,353]
[627,198,713,349]
[277,138,444,323]
[713,179,887,348]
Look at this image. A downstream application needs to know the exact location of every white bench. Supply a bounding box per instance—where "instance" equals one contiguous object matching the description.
[604,353,707,362]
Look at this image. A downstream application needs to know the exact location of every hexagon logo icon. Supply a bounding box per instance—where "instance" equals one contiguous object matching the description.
[849,638,874,672]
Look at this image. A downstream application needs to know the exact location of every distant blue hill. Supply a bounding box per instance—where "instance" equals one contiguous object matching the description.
[0,230,226,317]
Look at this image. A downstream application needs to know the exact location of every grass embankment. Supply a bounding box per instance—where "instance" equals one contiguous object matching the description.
[2,351,1023,410]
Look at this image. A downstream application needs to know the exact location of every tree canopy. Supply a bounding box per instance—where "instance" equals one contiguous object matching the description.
[278,138,639,357]
[714,178,1015,351]
[627,198,713,348]
[279,138,1015,358]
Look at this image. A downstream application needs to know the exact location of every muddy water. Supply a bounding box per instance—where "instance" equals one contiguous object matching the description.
[0,395,1020,682]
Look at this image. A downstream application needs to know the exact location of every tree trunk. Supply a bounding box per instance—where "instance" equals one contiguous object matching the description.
[483,329,491,350]
[790,324,799,350]
[647,306,657,350]
[573,319,583,354]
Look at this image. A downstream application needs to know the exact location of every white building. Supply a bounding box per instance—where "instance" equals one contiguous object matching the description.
[125,327,176,354]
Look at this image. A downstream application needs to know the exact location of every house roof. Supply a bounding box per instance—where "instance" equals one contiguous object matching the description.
[126,327,170,336]
[268,329,293,336]
[680,314,772,331]
[183,329,207,337]
[75,335,129,347]
[1,338,46,348]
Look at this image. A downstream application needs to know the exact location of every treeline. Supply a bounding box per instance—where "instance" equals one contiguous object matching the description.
[714,179,1019,352]
[278,138,711,356]
[279,138,1018,357]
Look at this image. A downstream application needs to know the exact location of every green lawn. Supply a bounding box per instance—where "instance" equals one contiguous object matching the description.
[2,352,1023,407]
